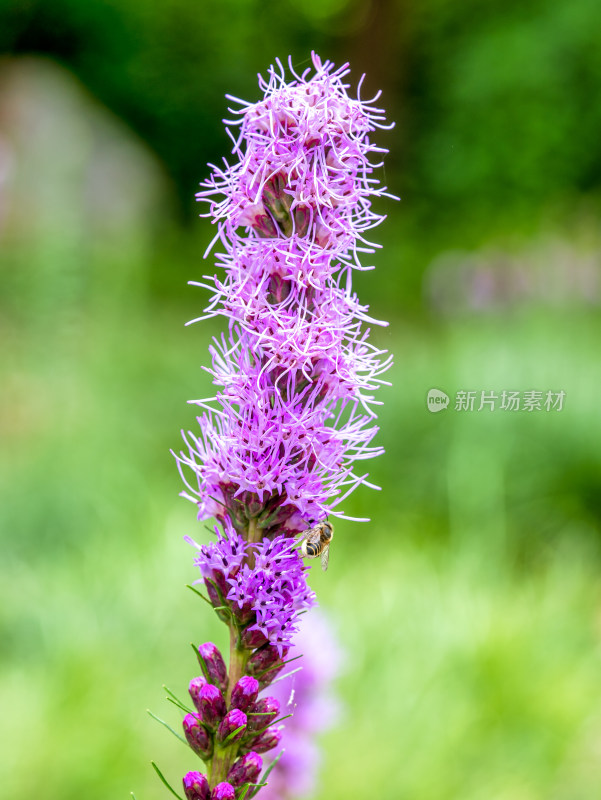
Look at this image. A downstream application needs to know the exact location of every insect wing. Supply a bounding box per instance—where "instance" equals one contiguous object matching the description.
[320,544,330,571]
[299,526,321,544]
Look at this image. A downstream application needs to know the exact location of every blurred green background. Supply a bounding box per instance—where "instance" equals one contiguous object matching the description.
[1,1,601,798]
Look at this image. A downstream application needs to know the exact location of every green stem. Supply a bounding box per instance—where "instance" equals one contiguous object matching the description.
[226,624,250,704]
[247,515,262,544]
[226,515,259,700]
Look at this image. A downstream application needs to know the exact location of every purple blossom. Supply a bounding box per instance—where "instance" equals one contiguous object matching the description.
[197,54,394,265]
[192,530,315,654]
[228,536,315,654]
[175,52,393,534]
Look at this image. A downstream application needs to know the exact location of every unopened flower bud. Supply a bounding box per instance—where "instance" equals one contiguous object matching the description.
[246,726,282,754]
[231,600,254,626]
[227,751,263,787]
[230,676,259,713]
[183,714,212,759]
[217,708,247,744]
[208,570,229,597]
[198,642,228,692]
[240,626,268,649]
[294,205,311,237]
[246,644,284,676]
[188,676,207,713]
[257,664,285,691]
[198,684,227,730]
[183,771,210,800]
[211,782,236,800]
[205,580,223,609]
[253,213,278,238]
[248,696,280,731]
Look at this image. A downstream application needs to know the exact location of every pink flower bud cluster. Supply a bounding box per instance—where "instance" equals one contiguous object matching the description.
[182,641,286,800]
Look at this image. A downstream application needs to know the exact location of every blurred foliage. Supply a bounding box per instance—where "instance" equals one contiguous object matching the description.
[407,0,601,224]
[1,0,600,237]
[1,1,601,799]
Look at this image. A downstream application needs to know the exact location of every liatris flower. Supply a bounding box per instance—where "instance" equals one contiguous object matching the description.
[151,53,392,800]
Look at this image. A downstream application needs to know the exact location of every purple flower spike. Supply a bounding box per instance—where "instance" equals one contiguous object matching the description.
[198,642,228,692]
[189,675,208,713]
[227,751,263,787]
[182,714,212,760]
[211,783,236,800]
[230,676,260,712]
[183,771,210,800]
[169,53,392,798]
[217,708,247,744]
[246,727,282,754]
[198,683,227,730]
[248,696,280,732]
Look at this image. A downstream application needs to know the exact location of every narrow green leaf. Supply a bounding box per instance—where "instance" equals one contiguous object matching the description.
[151,762,186,800]
[194,645,211,682]
[281,654,303,667]
[220,724,246,746]
[186,584,213,606]
[255,655,301,680]
[253,713,293,737]
[211,604,235,623]
[204,576,227,605]
[237,783,251,800]
[268,666,303,687]
[163,685,195,715]
[147,710,188,746]
[166,696,195,715]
